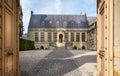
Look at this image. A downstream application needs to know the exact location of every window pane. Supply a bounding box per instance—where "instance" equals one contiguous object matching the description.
[71,32,74,42]
[35,32,38,42]
[41,32,44,42]
[82,33,85,42]
[65,32,68,42]
[48,32,52,42]
[76,32,80,42]
[53,32,57,42]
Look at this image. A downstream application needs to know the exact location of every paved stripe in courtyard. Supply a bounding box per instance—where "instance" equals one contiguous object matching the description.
[20,48,97,76]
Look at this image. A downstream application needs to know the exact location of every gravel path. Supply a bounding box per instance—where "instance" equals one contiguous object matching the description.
[19,48,97,76]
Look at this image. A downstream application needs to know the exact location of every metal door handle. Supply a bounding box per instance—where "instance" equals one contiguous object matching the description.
[7,51,13,55]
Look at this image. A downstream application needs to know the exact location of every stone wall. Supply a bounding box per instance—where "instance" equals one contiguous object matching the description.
[114,0,120,75]
[87,23,96,50]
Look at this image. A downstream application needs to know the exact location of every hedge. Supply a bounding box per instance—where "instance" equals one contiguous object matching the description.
[20,38,35,51]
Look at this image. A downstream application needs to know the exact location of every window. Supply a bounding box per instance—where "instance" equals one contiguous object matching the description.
[64,21,67,26]
[76,32,80,42]
[53,32,57,42]
[48,32,52,42]
[65,32,68,42]
[56,21,59,25]
[49,21,52,24]
[71,32,74,42]
[42,21,45,24]
[35,32,38,42]
[82,33,85,42]
[41,32,44,42]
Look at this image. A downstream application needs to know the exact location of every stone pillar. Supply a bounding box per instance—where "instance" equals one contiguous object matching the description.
[79,32,81,42]
[74,32,76,42]
[85,32,87,42]
[68,32,71,42]
[39,32,41,42]
[52,32,53,42]
[80,32,82,42]
[63,32,65,43]
[46,32,48,42]
[44,32,48,42]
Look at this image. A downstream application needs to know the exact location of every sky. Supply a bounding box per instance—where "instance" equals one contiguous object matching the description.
[20,0,96,34]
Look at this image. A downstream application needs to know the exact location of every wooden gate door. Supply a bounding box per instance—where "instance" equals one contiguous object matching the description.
[0,0,19,76]
[97,1,106,76]
[4,9,16,76]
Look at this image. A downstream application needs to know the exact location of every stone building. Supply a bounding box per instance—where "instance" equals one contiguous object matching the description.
[87,22,96,50]
[28,11,96,50]
[19,6,23,37]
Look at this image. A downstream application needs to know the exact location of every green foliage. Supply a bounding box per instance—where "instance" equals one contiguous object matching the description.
[20,38,35,51]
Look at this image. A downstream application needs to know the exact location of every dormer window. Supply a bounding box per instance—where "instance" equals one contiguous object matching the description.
[56,21,59,25]
[64,21,67,25]
[78,21,81,24]
[42,21,45,23]
[49,21,52,24]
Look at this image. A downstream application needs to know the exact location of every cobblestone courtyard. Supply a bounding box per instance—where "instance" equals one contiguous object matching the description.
[20,48,97,76]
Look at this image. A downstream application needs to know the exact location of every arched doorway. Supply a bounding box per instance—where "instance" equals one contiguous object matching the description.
[40,46,44,49]
[57,32,65,47]
[82,46,85,50]
[73,46,77,50]
[59,34,63,43]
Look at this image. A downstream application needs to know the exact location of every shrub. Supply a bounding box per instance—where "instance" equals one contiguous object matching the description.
[20,38,35,51]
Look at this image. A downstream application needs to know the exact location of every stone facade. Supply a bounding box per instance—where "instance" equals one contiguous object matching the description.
[28,28,88,50]
[28,12,96,50]
[19,6,23,37]
[87,22,96,50]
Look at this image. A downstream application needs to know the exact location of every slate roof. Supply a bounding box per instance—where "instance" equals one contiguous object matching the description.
[28,14,89,28]
[87,17,96,25]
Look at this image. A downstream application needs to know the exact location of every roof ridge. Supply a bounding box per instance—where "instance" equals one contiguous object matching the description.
[32,14,86,16]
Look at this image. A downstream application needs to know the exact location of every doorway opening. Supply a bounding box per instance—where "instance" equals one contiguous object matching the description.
[82,46,85,50]
[73,46,77,50]
[59,34,63,43]
[40,46,44,49]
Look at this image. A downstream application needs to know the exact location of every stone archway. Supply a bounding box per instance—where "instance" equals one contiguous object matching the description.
[57,31,65,47]
[73,46,77,50]
[40,46,44,49]
[82,46,85,49]
[59,34,63,43]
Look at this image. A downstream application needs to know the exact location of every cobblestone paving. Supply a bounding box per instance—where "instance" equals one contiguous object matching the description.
[20,48,97,76]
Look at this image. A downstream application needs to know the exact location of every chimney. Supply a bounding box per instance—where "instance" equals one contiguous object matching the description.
[31,11,33,15]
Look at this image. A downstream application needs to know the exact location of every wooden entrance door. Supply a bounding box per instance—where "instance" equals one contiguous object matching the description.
[59,34,63,43]
[4,9,16,76]
[0,0,19,76]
